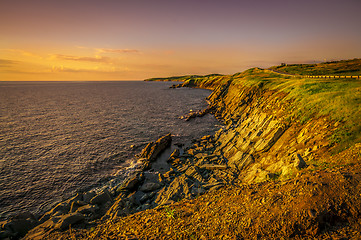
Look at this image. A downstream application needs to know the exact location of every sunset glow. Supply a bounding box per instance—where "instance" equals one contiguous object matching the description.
[1,0,361,81]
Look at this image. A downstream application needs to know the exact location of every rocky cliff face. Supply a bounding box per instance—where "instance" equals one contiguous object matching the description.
[195,78,332,184]
[18,67,361,239]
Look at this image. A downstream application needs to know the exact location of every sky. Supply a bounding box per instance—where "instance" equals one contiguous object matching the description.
[1,0,361,81]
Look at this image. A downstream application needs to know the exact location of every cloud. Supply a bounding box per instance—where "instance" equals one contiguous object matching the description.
[0,49,42,59]
[52,54,111,63]
[51,65,127,73]
[0,59,19,67]
[96,48,140,54]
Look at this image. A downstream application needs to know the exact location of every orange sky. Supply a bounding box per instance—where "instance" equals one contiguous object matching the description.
[1,0,361,81]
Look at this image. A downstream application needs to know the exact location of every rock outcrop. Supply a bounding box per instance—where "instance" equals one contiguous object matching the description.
[21,69,344,239]
[138,133,172,164]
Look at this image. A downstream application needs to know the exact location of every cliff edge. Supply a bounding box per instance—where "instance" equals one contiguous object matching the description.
[20,60,361,239]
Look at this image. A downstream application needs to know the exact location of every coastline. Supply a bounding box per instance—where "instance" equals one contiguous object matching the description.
[3,61,361,239]
[1,82,220,239]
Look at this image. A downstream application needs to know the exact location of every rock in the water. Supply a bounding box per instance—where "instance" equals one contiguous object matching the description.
[167,148,180,162]
[120,172,145,192]
[39,202,70,223]
[2,216,37,238]
[90,189,112,205]
[70,200,87,213]
[140,182,161,193]
[83,191,97,204]
[54,212,85,230]
[76,204,98,215]
[138,133,172,161]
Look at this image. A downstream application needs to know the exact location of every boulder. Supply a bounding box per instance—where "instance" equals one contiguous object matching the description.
[167,148,180,162]
[54,212,85,230]
[2,218,37,238]
[83,191,97,204]
[293,153,307,169]
[120,172,145,192]
[70,200,87,213]
[191,187,205,196]
[76,204,98,215]
[90,189,112,205]
[39,201,71,223]
[140,182,161,193]
[155,175,192,205]
[138,133,172,161]
[0,230,13,239]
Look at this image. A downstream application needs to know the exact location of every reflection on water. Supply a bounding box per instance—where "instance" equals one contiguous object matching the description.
[0,81,219,218]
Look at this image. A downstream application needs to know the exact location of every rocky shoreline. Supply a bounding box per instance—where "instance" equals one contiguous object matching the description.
[1,71,308,239]
[0,91,220,239]
[3,65,361,239]
[1,129,223,239]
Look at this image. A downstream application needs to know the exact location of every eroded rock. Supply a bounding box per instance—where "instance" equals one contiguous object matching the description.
[90,189,112,205]
[140,182,161,193]
[293,153,307,169]
[54,212,85,230]
[138,133,172,162]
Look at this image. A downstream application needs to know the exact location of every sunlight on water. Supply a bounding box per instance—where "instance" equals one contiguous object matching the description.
[0,81,219,218]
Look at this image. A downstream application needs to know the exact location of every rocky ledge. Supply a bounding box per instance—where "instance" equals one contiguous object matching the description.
[17,130,241,239]
[3,64,361,239]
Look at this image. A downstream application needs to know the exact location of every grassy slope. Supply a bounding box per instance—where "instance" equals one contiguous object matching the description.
[269,58,361,76]
[181,65,361,152]
[235,68,361,152]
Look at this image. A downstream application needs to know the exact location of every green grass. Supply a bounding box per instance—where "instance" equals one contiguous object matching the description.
[217,67,361,152]
[269,58,361,76]
[146,59,361,152]
[165,206,176,219]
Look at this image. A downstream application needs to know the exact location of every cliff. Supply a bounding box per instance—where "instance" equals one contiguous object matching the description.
[16,60,361,239]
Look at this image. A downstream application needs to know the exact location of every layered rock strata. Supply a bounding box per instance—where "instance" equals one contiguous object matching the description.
[15,77,335,239]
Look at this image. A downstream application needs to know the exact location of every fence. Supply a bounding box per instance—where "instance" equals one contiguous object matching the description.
[304,75,361,79]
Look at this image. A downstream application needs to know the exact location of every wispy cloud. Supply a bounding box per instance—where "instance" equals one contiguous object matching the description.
[0,59,19,67]
[0,49,42,59]
[51,65,126,73]
[52,54,111,63]
[96,48,140,54]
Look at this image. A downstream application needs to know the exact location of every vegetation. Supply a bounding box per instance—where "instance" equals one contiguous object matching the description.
[145,74,223,82]
[180,66,361,152]
[158,61,361,151]
[42,59,361,239]
[269,58,361,76]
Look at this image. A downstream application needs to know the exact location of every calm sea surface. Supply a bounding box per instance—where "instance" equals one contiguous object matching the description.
[0,81,219,219]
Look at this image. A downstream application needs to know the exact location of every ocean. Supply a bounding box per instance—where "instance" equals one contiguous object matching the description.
[0,81,219,219]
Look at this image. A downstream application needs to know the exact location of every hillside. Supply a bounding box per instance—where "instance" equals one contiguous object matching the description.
[18,59,361,239]
[269,58,361,76]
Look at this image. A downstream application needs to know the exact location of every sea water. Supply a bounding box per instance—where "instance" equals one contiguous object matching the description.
[0,81,219,219]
